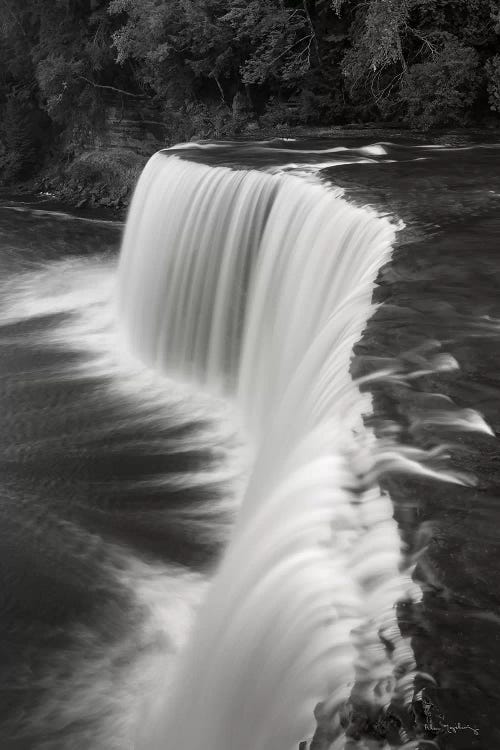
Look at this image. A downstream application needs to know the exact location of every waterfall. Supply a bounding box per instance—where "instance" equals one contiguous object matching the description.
[118,153,411,750]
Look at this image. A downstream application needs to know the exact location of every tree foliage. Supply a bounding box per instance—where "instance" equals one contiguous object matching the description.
[0,0,498,182]
[401,34,481,128]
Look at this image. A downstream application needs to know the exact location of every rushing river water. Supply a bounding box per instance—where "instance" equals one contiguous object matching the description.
[1,135,500,750]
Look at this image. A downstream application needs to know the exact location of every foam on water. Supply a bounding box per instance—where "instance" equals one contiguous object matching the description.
[0,258,242,749]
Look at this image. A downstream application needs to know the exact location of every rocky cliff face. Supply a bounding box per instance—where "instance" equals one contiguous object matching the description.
[90,94,167,155]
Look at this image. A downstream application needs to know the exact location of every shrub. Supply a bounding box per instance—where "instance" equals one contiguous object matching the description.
[486,54,500,113]
[59,148,147,206]
[0,93,48,183]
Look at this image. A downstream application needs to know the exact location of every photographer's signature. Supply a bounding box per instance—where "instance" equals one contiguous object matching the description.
[416,691,480,737]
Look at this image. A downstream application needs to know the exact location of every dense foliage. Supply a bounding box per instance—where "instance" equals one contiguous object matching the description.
[0,0,499,182]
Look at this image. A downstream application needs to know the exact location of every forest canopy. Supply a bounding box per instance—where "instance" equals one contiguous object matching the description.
[0,0,499,182]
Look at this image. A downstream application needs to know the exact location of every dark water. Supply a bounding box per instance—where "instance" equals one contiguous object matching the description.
[324,140,500,750]
[330,143,500,750]
[1,138,500,749]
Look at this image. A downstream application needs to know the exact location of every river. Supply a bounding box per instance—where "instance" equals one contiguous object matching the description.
[0,135,499,750]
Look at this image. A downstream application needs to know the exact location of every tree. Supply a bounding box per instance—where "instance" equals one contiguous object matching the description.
[0,0,499,182]
[333,0,497,127]
[400,34,480,128]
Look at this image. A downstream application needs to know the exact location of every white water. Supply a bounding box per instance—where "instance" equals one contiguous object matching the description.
[119,154,417,750]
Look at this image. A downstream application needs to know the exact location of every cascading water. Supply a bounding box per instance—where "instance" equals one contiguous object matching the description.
[119,153,417,750]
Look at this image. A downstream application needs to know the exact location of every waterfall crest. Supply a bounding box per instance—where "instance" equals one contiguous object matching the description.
[118,153,410,750]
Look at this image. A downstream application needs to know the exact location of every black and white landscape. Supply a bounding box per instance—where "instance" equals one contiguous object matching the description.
[1,3,500,750]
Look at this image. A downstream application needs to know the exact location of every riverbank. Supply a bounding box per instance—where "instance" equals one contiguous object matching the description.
[6,125,499,213]
[33,148,148,212]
